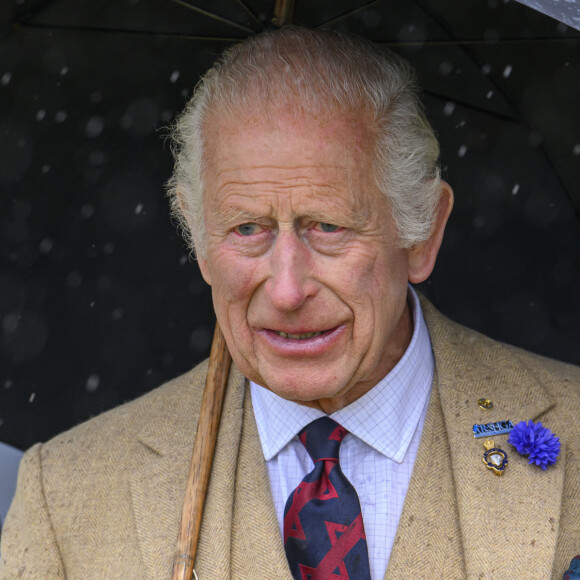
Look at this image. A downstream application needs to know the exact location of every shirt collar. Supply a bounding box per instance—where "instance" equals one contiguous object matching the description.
[251,286,434,463]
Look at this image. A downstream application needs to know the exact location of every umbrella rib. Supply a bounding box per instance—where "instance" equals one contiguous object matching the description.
[377,37,579,46]
[232,0,262,27]
[317,0,385,28]
[169,0,256,34]
[18,21,242,42]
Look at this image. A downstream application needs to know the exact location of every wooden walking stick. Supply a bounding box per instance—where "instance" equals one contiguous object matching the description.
[171,322,232,580]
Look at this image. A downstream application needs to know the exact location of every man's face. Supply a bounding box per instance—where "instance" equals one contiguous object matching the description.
[198,108,415,412]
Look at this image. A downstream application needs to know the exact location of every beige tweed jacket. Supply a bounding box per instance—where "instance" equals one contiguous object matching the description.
[1,299,579,579]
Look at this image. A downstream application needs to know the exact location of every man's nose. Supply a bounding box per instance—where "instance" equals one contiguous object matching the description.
[264,231,316,312]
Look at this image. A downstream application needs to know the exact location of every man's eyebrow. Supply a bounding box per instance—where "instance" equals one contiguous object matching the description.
[212,205,370,230]
[301,208,369,230]
[213,206,271,227]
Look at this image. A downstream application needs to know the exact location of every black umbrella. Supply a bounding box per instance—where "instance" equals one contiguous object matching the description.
[1,0,579,451]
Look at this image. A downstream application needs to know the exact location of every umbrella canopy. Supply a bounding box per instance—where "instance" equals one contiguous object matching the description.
[1,0,579,449]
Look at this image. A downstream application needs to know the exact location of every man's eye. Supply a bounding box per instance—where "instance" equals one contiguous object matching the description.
[315,222,340,233]
[235,223,262,236]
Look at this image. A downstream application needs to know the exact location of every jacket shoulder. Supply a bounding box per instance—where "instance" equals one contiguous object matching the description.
[36,359,210,474]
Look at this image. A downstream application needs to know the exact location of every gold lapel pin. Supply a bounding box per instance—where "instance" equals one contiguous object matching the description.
[478,398,493,410]
[482,439,508,475]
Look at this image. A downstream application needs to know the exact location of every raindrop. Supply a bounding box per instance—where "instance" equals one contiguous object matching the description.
[473,215,485,229]
[119,114,132,130]
[29,392,36,403]
[573,144,580,156]
[134,203,144,215]
[1,72,12,86]
[3,313,20,334]
[190,326,211,352]
[439,61,453,76]
[502,65,512,78]
[86,374,100,393]
[443,102,455,117]
[486,90,493,99]
[111,307,124,320]
[81,203,95,218]
[88,150,105,166]
[4,380,13,389]
[66,271,83,288]
[36,109,46,121]
[360,8,381,27]
[455,120,466,129]
[180,88,189,98]
[512,184,520,195]
[458,145,467,158]
[120,98,159,137]
[90,90,103,104]
[39,237,54,254]
[481,64,492,75]
[90,300,96,307]
[60,66,69,76]
[160,110,173,123]
[54,110,67,123]
[41,164,50,173]
[169,70,180,83]
[86,116,104,138]
[179,255,188,266]
[0,418,3,427]
[103,242,115,254]
[2,312,48,363]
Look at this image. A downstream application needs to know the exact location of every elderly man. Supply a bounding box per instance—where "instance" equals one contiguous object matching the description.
[1,27,579,580]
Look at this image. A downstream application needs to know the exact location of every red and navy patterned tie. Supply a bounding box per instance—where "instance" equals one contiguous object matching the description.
[283,417,371,579]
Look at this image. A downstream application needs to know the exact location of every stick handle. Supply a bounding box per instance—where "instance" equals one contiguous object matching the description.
[171,322,232,580]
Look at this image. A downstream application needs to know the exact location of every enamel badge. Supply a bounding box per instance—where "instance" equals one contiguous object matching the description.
[473,419,514,438]
[482,439,508,476]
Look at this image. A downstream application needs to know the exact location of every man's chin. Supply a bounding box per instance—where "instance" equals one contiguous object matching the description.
[255,371,351,407]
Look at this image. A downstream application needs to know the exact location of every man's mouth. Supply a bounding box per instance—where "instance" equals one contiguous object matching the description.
[274,331,323,340]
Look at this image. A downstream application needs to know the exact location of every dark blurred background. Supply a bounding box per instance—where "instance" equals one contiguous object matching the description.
[1,0,579,451]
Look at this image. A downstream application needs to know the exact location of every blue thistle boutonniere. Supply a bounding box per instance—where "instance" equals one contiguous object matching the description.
[507,420,560,470]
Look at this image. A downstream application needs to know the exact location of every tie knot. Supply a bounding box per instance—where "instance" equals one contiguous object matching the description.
[298,417,347,463]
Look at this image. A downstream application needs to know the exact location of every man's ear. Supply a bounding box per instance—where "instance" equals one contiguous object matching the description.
[407,181,454,284]
[198,256,212,286]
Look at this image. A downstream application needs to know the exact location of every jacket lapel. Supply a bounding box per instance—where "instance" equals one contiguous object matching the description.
[130,363,247,580]
[385,370,466,579]
[230,387,294,578]
[424,299,566,578]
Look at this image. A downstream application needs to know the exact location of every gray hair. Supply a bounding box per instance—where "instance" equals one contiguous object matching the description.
[167,26,441,257]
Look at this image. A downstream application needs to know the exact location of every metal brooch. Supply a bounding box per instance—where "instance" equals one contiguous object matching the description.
[482,439,508,476]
